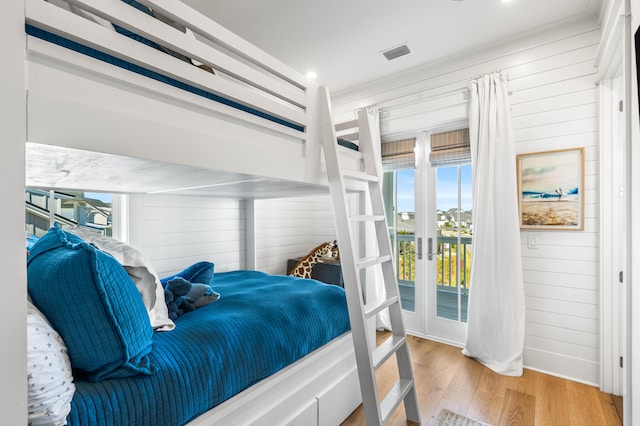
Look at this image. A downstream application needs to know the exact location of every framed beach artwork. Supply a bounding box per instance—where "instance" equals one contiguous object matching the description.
[517,148,585,231]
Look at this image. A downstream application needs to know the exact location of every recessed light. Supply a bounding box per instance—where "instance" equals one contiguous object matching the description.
[306,71,317,80]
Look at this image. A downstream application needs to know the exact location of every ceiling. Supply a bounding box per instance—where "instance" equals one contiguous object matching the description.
[182,0,603,93]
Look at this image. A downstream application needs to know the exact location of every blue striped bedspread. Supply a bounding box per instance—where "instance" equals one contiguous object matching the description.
[68,270,350,425]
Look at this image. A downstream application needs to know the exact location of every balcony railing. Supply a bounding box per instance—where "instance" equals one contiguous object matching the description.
[394,233,472,292]
[394,232,471,320]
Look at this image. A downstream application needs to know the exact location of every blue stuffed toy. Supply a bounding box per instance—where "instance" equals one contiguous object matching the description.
[163,277,194,320]
[161,261,220,320]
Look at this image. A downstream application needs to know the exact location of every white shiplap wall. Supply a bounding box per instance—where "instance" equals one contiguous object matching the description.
[332,19,601,385]
[128,194,246,277]
[255,196,337,275]
[128,194,337,278]
[510,27,600,386]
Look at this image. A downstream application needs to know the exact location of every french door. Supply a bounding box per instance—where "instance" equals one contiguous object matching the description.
[423,159,472,344]
[384,133,471,344]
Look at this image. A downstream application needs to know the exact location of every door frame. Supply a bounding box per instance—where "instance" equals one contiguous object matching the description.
[404,127,470,346]
[599,76,626,397]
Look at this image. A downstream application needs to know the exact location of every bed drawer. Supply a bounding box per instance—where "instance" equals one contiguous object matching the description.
[317,367,361,426]
[284,399,318,426]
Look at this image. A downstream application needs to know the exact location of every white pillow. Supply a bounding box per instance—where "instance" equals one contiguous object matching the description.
[28,300,75,426]
[66,227,175,331]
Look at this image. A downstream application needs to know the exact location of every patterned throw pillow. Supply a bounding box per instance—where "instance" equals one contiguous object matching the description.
[27,300,75,426]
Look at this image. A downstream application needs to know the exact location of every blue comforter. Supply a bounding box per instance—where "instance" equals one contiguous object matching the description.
[67,271,350,425]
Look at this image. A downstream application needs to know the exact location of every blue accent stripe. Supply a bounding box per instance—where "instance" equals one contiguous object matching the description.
[337,137,359,151]
[25,24,305,133]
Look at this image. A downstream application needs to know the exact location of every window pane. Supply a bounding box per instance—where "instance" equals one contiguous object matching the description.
[26,190,113,237]
[383,170,416,312]
[461,164,473,234]
[435,165,471,323]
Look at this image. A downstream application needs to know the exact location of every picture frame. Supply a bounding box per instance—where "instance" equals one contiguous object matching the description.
[516,147,585,231]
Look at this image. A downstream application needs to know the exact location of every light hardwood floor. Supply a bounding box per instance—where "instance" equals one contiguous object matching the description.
[342,333,622,426]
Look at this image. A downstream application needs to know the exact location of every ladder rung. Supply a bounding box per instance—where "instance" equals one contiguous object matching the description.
[364,295,400,319]
[381,379,415,424]
[351,215,385,222]
[372,335,406,370]
[342,170,379,183]
[335,119,358,132]
[357,255,391,269]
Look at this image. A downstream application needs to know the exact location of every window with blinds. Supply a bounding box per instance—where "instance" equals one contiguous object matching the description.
[381,137,416,170]
[429,128,471,167]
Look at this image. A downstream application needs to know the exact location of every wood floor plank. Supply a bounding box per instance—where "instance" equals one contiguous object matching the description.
[429,353,484,420]
[606,394,623,425]
[342,333,622,426]
[465,365,506,426]
[565,379,616,426]
[498,388,535,426]
[531,370,571,426]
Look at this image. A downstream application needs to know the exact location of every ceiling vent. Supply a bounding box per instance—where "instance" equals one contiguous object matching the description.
[382,44,410,61]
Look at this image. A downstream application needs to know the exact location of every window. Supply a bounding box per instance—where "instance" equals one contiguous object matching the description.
[26,190,114,237]
[428,128,473,323]
[435,164,472,322]
[383,169,416,311]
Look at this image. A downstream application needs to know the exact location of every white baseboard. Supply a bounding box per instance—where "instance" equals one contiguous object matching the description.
[523,346,599,387]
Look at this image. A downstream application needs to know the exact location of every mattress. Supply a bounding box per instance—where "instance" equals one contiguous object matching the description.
[67,270,350,425]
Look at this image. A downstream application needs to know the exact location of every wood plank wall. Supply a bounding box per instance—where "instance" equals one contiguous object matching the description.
[332,19,601,385]
[128,194,246,277]
[128,194,336,278]
[255,196,337,275]
[511,27,600,386]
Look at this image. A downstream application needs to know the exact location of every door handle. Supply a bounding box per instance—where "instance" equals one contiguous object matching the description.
[427,237,442,261]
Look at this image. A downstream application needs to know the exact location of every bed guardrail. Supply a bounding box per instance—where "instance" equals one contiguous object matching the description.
[25,0,312,139]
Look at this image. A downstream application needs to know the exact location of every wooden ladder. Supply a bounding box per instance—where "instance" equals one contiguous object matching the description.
[318,86,421,425]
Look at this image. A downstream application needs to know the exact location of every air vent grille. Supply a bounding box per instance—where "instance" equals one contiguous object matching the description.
[382,44,410,61]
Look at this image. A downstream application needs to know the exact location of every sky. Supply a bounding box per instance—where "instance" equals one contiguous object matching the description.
[520,150,580,192]
[84,192,112,203]
[395,165,472,213]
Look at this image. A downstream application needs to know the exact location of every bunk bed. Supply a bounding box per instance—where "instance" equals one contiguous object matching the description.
[24,0,366,424]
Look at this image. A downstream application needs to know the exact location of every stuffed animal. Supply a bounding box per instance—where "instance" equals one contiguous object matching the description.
[185,283,220,308]
[161,261,221,320]
[289,241,339,279]
[163,277,195,320]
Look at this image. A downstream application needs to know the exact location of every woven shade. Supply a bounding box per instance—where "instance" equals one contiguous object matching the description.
[429,128,471,166]
[382,138,416,170]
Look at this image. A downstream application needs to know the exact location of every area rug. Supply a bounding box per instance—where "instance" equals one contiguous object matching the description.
[435,408,492,426]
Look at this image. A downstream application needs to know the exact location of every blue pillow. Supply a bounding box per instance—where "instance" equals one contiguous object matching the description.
[160,261,215,287]
[161,261,218,311]
[27,225,155,382]
[26,233,39,252]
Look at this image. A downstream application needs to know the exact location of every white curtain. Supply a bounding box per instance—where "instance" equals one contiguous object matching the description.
[462,72,525,376]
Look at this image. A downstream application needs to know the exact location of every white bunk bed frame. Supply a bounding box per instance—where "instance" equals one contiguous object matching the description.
[22,0,365,424]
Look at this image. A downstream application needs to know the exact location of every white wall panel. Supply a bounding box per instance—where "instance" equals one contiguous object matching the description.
[128,193,337,279]
[255,195,337,275]
[129,194,245,276]
[525,296,599,321]
[523,269,598,289]
[526,309,599,333]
